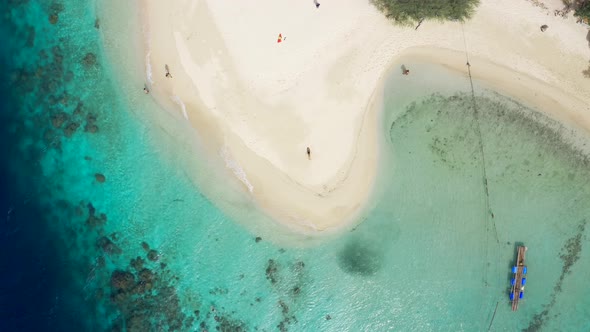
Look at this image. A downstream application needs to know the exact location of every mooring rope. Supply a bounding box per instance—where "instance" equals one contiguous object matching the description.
[487,301,500,331]
[461,22,502,331]
[461,23,499,244]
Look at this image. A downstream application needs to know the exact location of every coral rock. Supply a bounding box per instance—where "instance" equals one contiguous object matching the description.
[82,53,97,67]
[95,173,106,183]
[49,14,58,25]
[63,122,80,137]
[51,112,68,128]
[84,124,99,133]
[97,236,122,255]
[147,249,160,262]
[110,270,135,292]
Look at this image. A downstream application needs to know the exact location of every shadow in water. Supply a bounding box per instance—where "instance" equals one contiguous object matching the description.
[337,239,382,276]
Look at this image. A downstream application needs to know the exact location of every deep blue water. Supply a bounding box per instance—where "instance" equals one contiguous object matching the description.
[0,43,79,332]
[0,155,78,332]
[0,1,96,330]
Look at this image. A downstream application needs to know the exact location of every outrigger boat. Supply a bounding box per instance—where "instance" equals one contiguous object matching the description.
[509,246,527,311]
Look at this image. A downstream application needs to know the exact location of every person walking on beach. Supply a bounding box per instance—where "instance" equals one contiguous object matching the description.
[307,147,311,160]
[165,64,173,78]
[403,68,410,75]
[401,64,410,75]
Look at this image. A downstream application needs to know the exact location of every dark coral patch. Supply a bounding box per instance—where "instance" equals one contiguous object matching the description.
[265,259,279,284]
[97,236,121,255]
[130,256,145,271]
[94,173,105,183]
[147,249,160,261]
[82,52,97,67]
[337,240,382,276]
[111,270,135,292]
[49,13,58,24]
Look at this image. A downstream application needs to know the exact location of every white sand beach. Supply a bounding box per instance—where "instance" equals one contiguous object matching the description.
[140,0,590,233]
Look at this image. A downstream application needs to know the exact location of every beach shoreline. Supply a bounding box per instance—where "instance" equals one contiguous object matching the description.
[138,0,590,234]
[389,47,590,136]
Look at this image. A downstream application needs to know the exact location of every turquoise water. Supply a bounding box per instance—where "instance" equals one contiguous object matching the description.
[380,64,590,331]
[1,0,590,331]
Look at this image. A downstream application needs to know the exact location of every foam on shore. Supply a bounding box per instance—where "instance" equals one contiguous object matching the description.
[171,95,189,120]
[220,145,254,193]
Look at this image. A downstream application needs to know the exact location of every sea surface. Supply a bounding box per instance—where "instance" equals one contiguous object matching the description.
[1,1,589,332]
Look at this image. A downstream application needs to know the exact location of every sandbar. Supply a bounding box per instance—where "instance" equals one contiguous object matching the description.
[140,0,590,233]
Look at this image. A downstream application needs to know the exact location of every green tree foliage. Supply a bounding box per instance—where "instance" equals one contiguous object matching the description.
[573,1,590,20]
[371,0,481,26]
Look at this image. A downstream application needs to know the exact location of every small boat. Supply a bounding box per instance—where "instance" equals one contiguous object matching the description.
[509,246,527,311]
